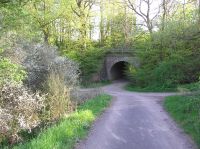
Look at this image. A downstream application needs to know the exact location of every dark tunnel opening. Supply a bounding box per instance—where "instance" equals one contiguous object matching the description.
[110,61,129,80]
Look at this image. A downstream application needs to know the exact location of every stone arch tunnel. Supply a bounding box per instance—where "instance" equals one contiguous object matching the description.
[102,52,139,81]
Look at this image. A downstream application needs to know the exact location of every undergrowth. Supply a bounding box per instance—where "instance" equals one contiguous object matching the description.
[6,94,112,149]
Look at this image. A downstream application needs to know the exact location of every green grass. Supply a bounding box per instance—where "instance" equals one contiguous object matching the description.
[164,94,200,148]
[81,80,111,88]
[177,82,200,92]
[125,84,177,92]
[125,82,200,93]
[8,94,112,149]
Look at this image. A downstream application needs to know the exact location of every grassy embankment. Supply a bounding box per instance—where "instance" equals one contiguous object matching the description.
[9,94,112,149]
[164,94,200,148]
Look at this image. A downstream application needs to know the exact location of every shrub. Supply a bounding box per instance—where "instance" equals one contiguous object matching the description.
[0,42,80,145]
[44,72,75,121]
[126,65,138,84]
[42,51,80,121]
[23,45,78,88]
[152,58,185,87]
[48,56,79,89]
[0,82,45,144]
[67,47,107,82]
[127,66,153,87]
[128,52,200,89]
[6,42,80,90]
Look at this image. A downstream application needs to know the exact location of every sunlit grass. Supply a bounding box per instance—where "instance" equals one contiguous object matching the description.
[10,94,112,149]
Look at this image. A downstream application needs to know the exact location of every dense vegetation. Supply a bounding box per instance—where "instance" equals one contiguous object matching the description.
[4,94,111,149]
[127,16,200,90]
[0,0,200,148]
[1,0,200,86]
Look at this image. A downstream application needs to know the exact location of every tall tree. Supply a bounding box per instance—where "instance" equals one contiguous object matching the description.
[97,0,136,48]
[26,0,66,43]
[71,0,95,49]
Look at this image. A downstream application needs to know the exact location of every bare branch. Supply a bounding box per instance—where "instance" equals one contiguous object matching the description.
[125,0,160,35]
[126,0,147,22]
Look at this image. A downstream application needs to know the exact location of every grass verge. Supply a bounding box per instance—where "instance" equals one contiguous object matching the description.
[9,94,112,149]
[125,82,199,93]
[164,94,200,148]
[125,84,176,92]
[177,82,200,92]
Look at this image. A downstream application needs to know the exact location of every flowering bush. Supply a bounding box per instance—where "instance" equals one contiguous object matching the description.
[19,43,80,90]
[0,82,45,144]
[0,42,80,145]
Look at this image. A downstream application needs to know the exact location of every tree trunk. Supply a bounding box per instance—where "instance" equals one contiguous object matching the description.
[162,0,166,31]
[100,0,104,45]
[198,0,200,26]
[43,30,49,44]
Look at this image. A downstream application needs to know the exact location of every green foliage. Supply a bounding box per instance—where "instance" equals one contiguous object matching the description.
[128,18,200,90]
[0,58,26,84]
[152,57,184,87]
[66,46,108,81]
[177,80,200,92]
[0,48,4,54]
[58,40,108,82]
[0,1,40,40]
[10,94,111,149]
[125,83,176,92]
[164,95,200,147]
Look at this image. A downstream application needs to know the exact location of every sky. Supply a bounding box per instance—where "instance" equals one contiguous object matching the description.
[91,0,189,40]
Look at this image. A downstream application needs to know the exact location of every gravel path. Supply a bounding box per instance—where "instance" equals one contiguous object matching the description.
[76,81,197,149]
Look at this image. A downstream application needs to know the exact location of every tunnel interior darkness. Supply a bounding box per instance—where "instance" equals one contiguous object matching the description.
[110,61,129,80]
